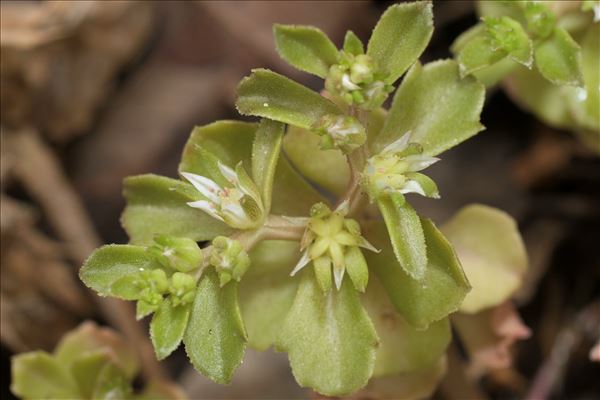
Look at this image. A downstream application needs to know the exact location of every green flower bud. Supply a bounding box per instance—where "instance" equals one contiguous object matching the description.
[149,235,203,272]
[169,272,197,306]
[209,236,251,286]
[523,2,556,39]
[324,51,392,110]
[312,114,366,153]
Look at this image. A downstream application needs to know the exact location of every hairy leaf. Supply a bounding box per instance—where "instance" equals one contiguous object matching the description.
[274,24,339,78]
[184,270,246,384]
[367,2,434,83]
[236,69,342,129]
[375,60,485,156]
[80,245,160,299]
[365,219,470,329]
[122,174,233,245]
[150,299,191,360]
[377,197,427,280]
[252,119,285,212]
[277,271,378,396]
[535,27,583,86]
[441,204,527,313]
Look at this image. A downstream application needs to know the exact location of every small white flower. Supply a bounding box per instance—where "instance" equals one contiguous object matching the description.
[182,162,264,230]
[364,132,441,200]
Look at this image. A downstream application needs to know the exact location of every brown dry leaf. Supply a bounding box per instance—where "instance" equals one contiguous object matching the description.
[453,301,531,377]
[1,0,154,141]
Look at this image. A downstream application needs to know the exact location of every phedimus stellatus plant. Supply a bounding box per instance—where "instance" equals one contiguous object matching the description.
[79,2,528,397]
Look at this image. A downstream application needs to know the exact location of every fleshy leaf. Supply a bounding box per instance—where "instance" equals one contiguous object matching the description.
[365,219,470,329]
[374,60,485,157]
[122,174,233,245]
[70,351,116,399]
[183,270,246,384]
[441,204,527,314]
[236,68,342,130]
[351,357,447,400]
[535,27,583,86]
[11,352,79,399]
[483,16,532,67]
[251,119,284,212]
[363,275,451,377]
[367,2,434,84]
[284,108,386,196]
[92,362,132,400]
[454,24,507,77]
[54,322,138,379]
[80,245,160,299]
[179,120,255,180]
[239,240,300,350]
[273,24,339,78]
[377,196,427,280]
[276,271,378,396]
[150,298,191,360]
[343,30,364,55]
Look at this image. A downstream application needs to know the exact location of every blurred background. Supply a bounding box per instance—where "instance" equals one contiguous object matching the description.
[1,1,598,399]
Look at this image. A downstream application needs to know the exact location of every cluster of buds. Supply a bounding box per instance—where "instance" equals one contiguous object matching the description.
[182,161,264,230]
[363,132,440,203]
[209,236,251,287]
[134,269,170,318]
[168,272,197,307]
[312,114,366,153]
[325,51,393,110]
[292,202,378,292]
[149,235,203,272]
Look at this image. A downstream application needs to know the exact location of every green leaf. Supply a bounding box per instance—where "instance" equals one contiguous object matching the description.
[236,68,342,130]
[70,352,108,399]
[179,120,255,181]
[54,322,138,379]
[343,30,364,55]
[367,2,434,83]
[284,108,386,197]
[92,362,132,400]
[251,119,284,212]
[454,24,507,77]
[239,240,300,350]
[483,16,533,67]
[184,270,246,384]
[365,219,470,329]
[374,60,485,157]
[80,245,159,299]
[122,174,233,245]
[363,276,451,377]
[357,357,447,400]
[273,24,339,78]
[150,298,191,360]
[11,352,79,399]
[377,197,427,280]
[535,27,583,86]
[276,271,378,397]
[441,204,527,313]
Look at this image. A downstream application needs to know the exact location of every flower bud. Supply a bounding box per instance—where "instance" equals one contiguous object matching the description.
[169,272,197,306]
[210,236,251,286]
[312,114,366,153]
[149,235,202,272]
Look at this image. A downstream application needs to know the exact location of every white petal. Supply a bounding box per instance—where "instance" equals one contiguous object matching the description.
[359,237,380,253]
[221,202,248,222]
[333,265,345,290]
[217,162,239,184]
[405,155,440,172]
[181,172,222,203]
[341,74,360,90]
[290,250,311,276]
[382,131,411,154]
[335,199,350,215]
[400,180,426,197]
[187,200,224,221]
